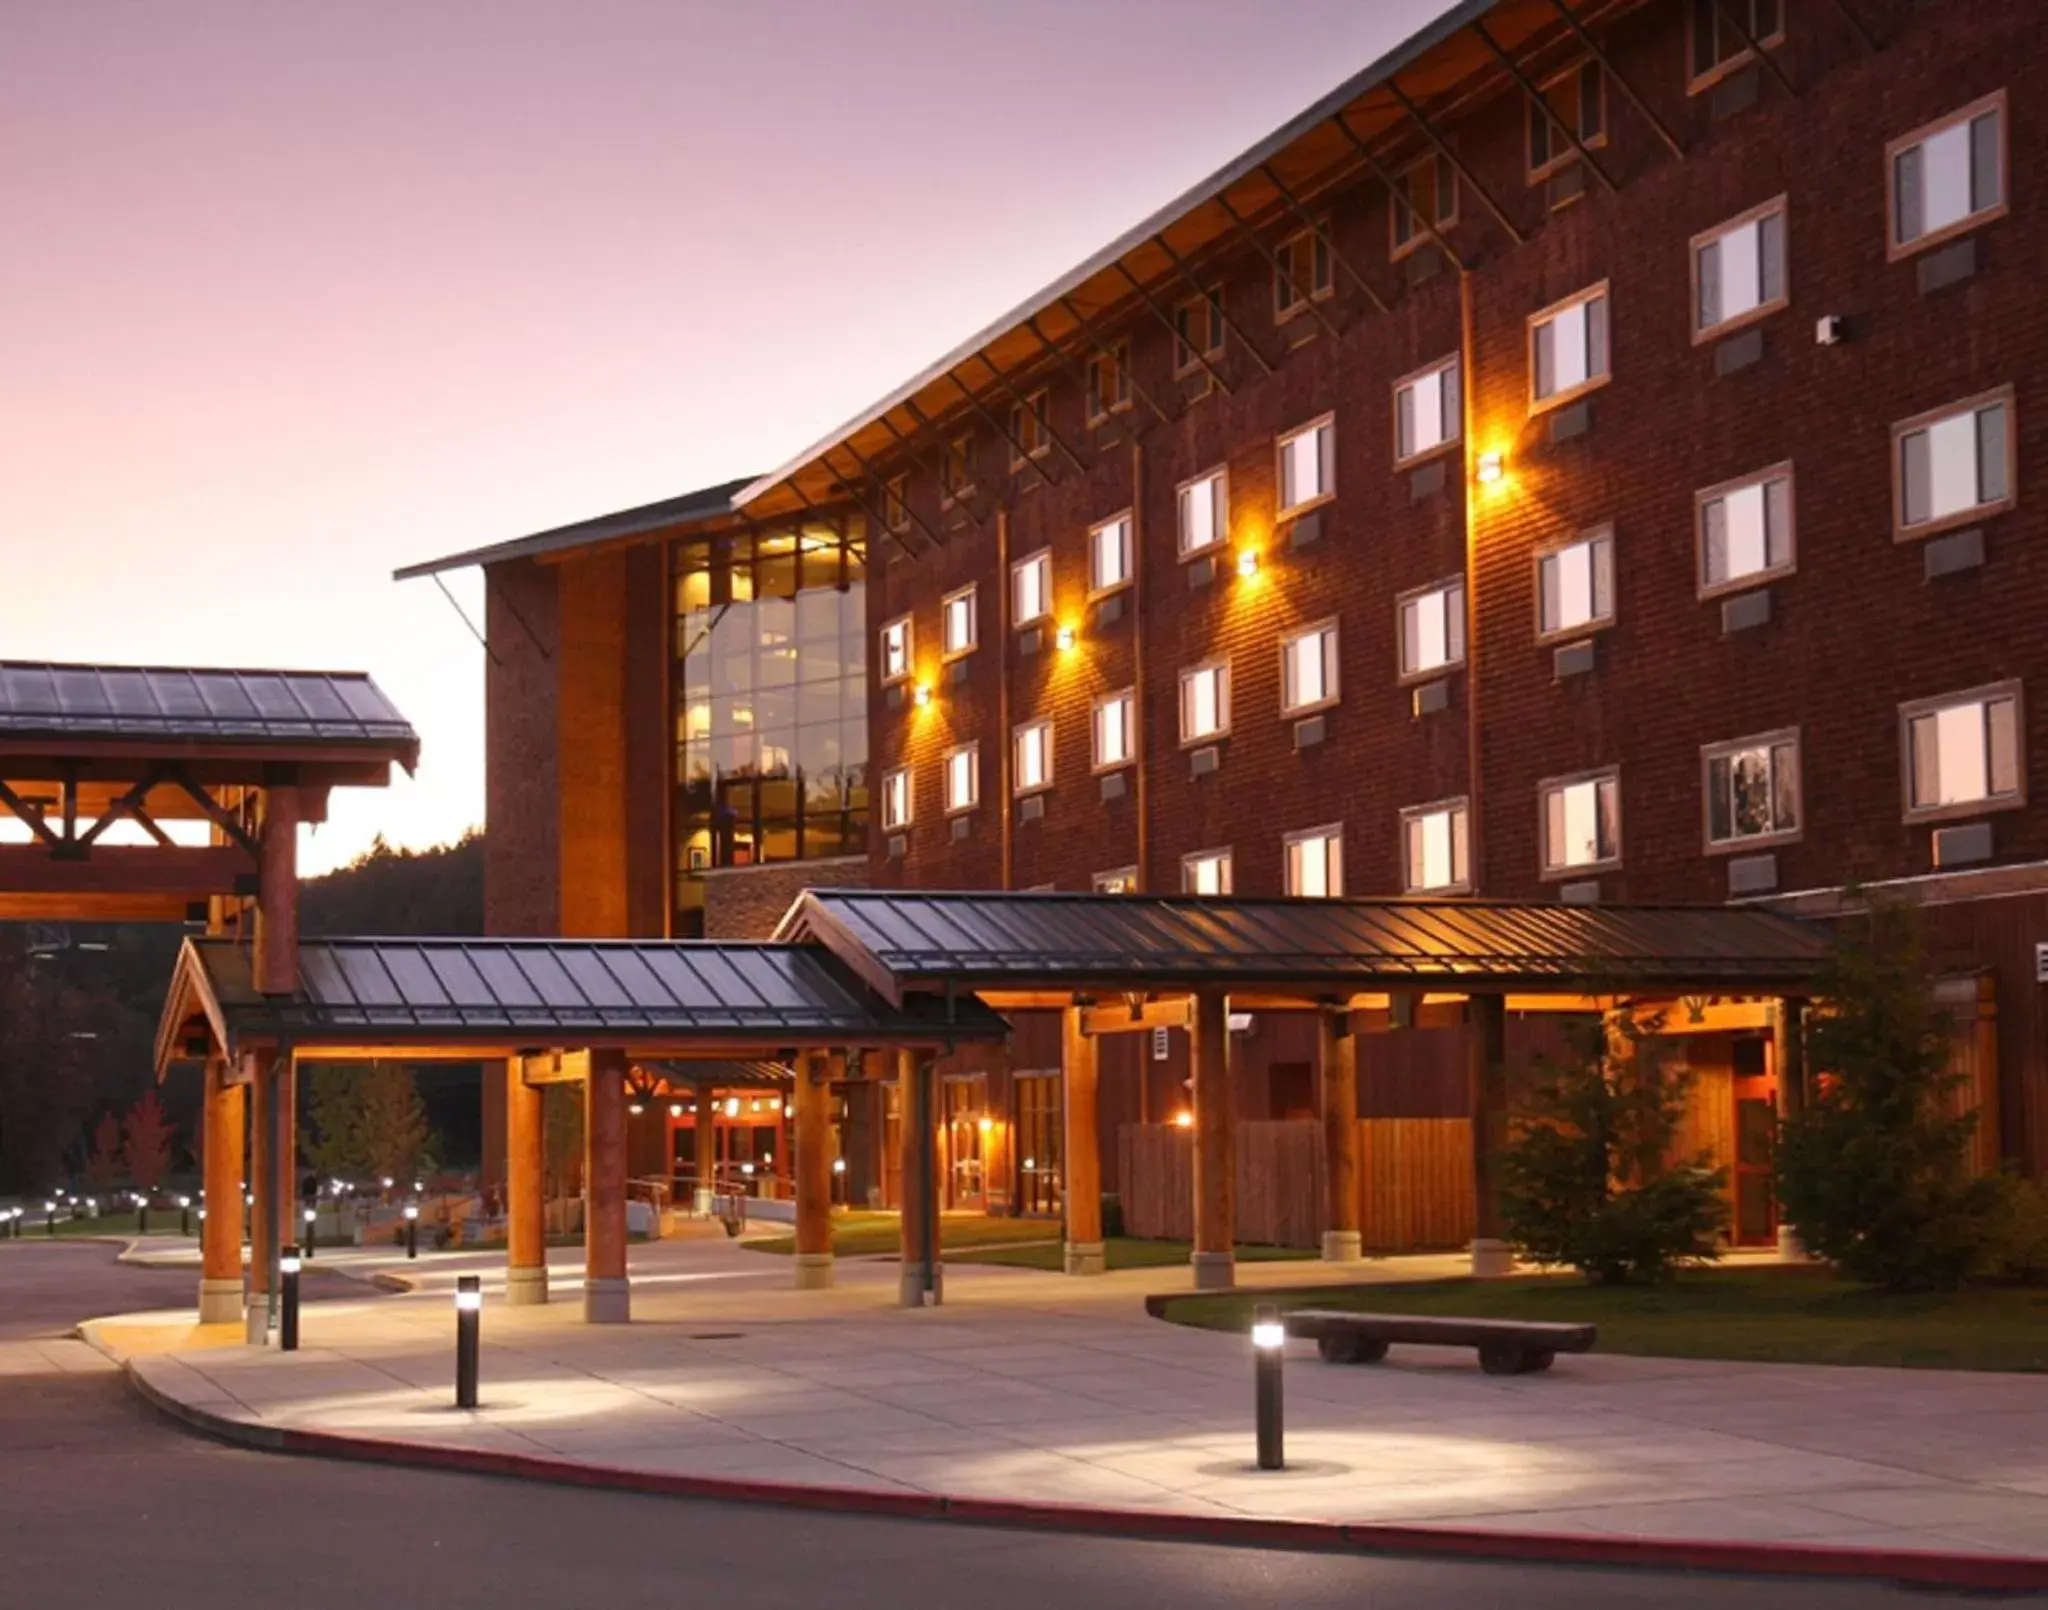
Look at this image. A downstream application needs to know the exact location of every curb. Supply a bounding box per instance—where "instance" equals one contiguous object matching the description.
[122,1363,2048,1591]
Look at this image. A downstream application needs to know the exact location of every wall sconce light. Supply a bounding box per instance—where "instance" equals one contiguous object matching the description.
[1236,549,1260,579]
[1476,451,1505,485]
[977,1116,995,1134]
[1055,624,1076,651]
[912,684,932,708]
[669,1103,683,1118]
[1173,1110,1196,1129]
[627,1102,645,1116]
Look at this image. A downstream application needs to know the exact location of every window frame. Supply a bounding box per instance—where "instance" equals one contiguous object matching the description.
[1272,220,1334,322]
[1178,658,1232,747]
[1686,0,1786,96]
[1092,687,1136,774]
[1174,285,1225,379]
[1690,195,1790,343]
[940,584,977,661]
[1532,523,1617,645]
[1087,510,1134,599]
[1392,353,1462,469]
[879,613,913,686]
[1885,90,2008,262]
[1400,796,1472,895]
[1180,847,1234,896]
[1396,575,1468,685]
[1700,728,1803,854]
[1538,765,1623,879]
[1010,547,1053,628]
[883,473,910,534]
[940,432,976,507]
[1890,385,2018,542]
[1526,57,1608,183]
[1899,680,2027,825]
[1389,151,1458,259]
[881,765,914,832]
[1275,412,1336,519]
[1012,717,1055,798]
[1278,619,1341,718]
[1093,866,1138,894]
[1085,339,1132,424]
[1695,462,1797,599]
[942,741,980,817]
[1526,281,1611,415]
[1283,823,1346,899]
[1007,389,1051,472]
[1175,464,1230,560]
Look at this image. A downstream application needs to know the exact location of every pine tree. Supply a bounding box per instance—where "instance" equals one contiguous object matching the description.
[355,1062,431,1186]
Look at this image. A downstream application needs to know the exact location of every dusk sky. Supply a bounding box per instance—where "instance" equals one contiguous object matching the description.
[2,0,1447,873]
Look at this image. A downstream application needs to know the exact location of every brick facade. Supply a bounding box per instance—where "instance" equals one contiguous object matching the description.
[702,855,869,940]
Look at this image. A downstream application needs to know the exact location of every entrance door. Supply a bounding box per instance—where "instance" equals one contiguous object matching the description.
[1014,1072,1062,1217]
[941,1075,987,1210]
[1731,1035,1777,1246]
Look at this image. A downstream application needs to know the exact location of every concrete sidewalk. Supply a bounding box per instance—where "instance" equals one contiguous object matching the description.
[84,1235,2048,1574]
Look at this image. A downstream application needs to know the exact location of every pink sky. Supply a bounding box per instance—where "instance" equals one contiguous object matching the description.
[0,0,1448,873]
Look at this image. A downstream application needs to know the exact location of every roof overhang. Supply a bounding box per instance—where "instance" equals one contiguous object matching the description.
[393,476,758,581]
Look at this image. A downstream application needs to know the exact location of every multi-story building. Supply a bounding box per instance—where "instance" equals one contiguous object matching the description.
[407,0,2043,1229]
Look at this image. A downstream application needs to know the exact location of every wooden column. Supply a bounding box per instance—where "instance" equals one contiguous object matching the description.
[506,1058,548,1305]
[252,786,300,996]
[1190,988,1235,1290]
[1319,1008,1362,1262]
[244,1052,275,1342]
[1773,997,1808,1260]
[198,1058,245,1324]
[1060,1006,1104,1274]
[1466,992,1512,1277]
[584,1047,631,1323]
[896,1050,942,1306]
[278,1057,297,1265]
[793,1050,836,1289]
[692,1086,718,1213]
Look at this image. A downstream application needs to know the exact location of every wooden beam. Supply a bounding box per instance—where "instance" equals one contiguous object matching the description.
[0,892,198,922]
[0,842,255,895]
[1078,998,1192,1036]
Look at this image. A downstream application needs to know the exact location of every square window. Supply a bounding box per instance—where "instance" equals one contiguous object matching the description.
[941,434,975,504]
[1089,513,1133,595]
[1697,465,1795,595]
[1182,848,1233,895]
[879,615,912,685]
[1174,287,1225,377]
[1528,59,1607,179]
[1274,224,1333,320]
[1398,578,1466,680]
[1179,661,1231,744]
[1011,549,1052,626]
[1540,769,1621,875]
[941,586,976,658]
[1093,867,1138,894]
[1093,689,1135,770]
[1529,284,1610,410]
[1693,198,1788,338]
[1013,719,1053,796]
[943,743,980,814]
[1284,825,1344,898]
[882,474,910,533]
[1280,622,1339,715]
[1704,731,1800,849]
[1903,683,2024,821]
[1890,95,2005,258]
[1401,798,1471,893]
[1277,416,1335,516]
[1689,0,1784,89]
[1394,355,1461,465]
[1008,390,1051,470]
[881,766,913,831]
[1391,152,1458,256]
[1177,467,1228,556]
[1086,341,1131,423]
[1536,526,1615,640]
[1894,388,2015,539]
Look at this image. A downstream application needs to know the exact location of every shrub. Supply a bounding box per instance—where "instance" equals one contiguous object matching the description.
[1988,1173,2048,1284]
[1497,1010,1728,1285]
[1776,901,2006,1292]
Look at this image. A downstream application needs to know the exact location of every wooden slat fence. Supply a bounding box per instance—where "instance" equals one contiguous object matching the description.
[1357,1118,1474,1254]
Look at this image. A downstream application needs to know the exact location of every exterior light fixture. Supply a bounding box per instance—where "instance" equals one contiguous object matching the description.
[381,1177,394,1190]
[741,1162,756,1176]
[669,1103,683,1119]
[1476,451,1505,485]
[977,1116,994,1135]
[913,684,932,708]
[404,1201,421,1260]
[1236,549,1259,579]
[1055,624,1076,651]
[302,1205,318,1258]
[244,1192,254,1207]
[1252,1302,1286,1470]
[628,1102,645,1116]
[725,1097,741,1118]
[454,1275,482,1409]
[832,1158,846,1174]
[1174,1111,1195,1129]
[279,1245,303,1351]
[413,1180,424,1193]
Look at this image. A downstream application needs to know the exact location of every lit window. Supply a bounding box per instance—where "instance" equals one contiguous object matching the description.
[943,743,979,814]
[1284,826,1344,898]
[1690,0,1783,88]
[1390,152,1457,256]
[1180,661,1230,743]
[1402,799,1470,893]
[1174,288,1224,377]
[1903,685,2023,820]
[881,767,913,831]
[1528,60,1606,179]
[1277,416,1334,516]
[1529,284,1610,408]
[1273,224,1333,319]
[1698,465,1794,594]
[1704,732,1800,847]
[879,616,912,684]
[1890,94,2005,256]
[1537,527,1615,639]
[1895,389,2014,538]
[1394,355,1461,465]
[1089,513,1132,594]
[1280,622,1339,715]
[1086,341,1131,423]
[1399,579,1466,680]
[1009,390,1050,469]
[1093,867,1137,894]
[1694,199,1788,337]
[883,474,909,533]
[1013,719,1053,796]
[1093,689,1134,770]
[1177,468,1228,556]
[1011,549,1052,626]
[1541,770,1621,875]
[1182,848,1233,895]
[942,434,975,504]
[942,586,976,658]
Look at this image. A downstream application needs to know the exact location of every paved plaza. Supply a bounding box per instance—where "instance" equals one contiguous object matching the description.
[68,1231,2048,1564]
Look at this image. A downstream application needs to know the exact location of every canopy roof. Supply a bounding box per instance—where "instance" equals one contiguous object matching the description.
[776,890,1832,1002]
[393,476,756,580]
[156,935,1007,1071]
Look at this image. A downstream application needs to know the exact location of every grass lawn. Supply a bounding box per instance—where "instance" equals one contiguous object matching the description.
[20,1210,196,1239]
[745,1211,1063,1258]
[955,1237,1317,1272]
[1158,1265,2048,1373]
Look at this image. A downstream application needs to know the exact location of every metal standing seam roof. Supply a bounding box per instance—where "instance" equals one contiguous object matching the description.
[392,476,757,580]
[776,890,1834,996]
[160,936,1008,1059]
[0,662,419,763]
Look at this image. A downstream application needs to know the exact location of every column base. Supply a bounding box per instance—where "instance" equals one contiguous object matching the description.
[1320,1230,1364,1264]
[198,1277,243,1325]
[1190,1250,1236,1291]
[793,1252,835,1290]
[693,1187,714,1216]
[505,1264,549,1306]
[1776,1226,1808,1262]
[1062,1240,1106,1276]
[243,1293,270,1345]
[1469,1237,1515,1278]
[897,1261,945,1307]
[583,1276,631,1324]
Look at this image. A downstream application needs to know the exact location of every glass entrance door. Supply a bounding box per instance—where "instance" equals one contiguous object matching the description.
[941,1076,987,1210]
[1014,1073,1062,1217]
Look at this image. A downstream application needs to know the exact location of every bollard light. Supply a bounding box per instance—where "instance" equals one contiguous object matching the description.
[279,1245,302,1352]
[179,1195,192,1236]
[1252,1303,1286,1472]
[404,1202,420,1259]
[45,1200,56,1237]
[137,1194,149,1236]
[454,1275,481,1409]
[302,1206,318,1258]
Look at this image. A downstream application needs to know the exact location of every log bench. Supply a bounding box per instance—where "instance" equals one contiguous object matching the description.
[1283,1310,1596,1375]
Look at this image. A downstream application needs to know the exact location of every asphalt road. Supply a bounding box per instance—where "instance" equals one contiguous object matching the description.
[0,1243,2029,1610]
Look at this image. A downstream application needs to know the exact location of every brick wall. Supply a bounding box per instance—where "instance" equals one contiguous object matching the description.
[702,854,869,940]
[484,557,560,938]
